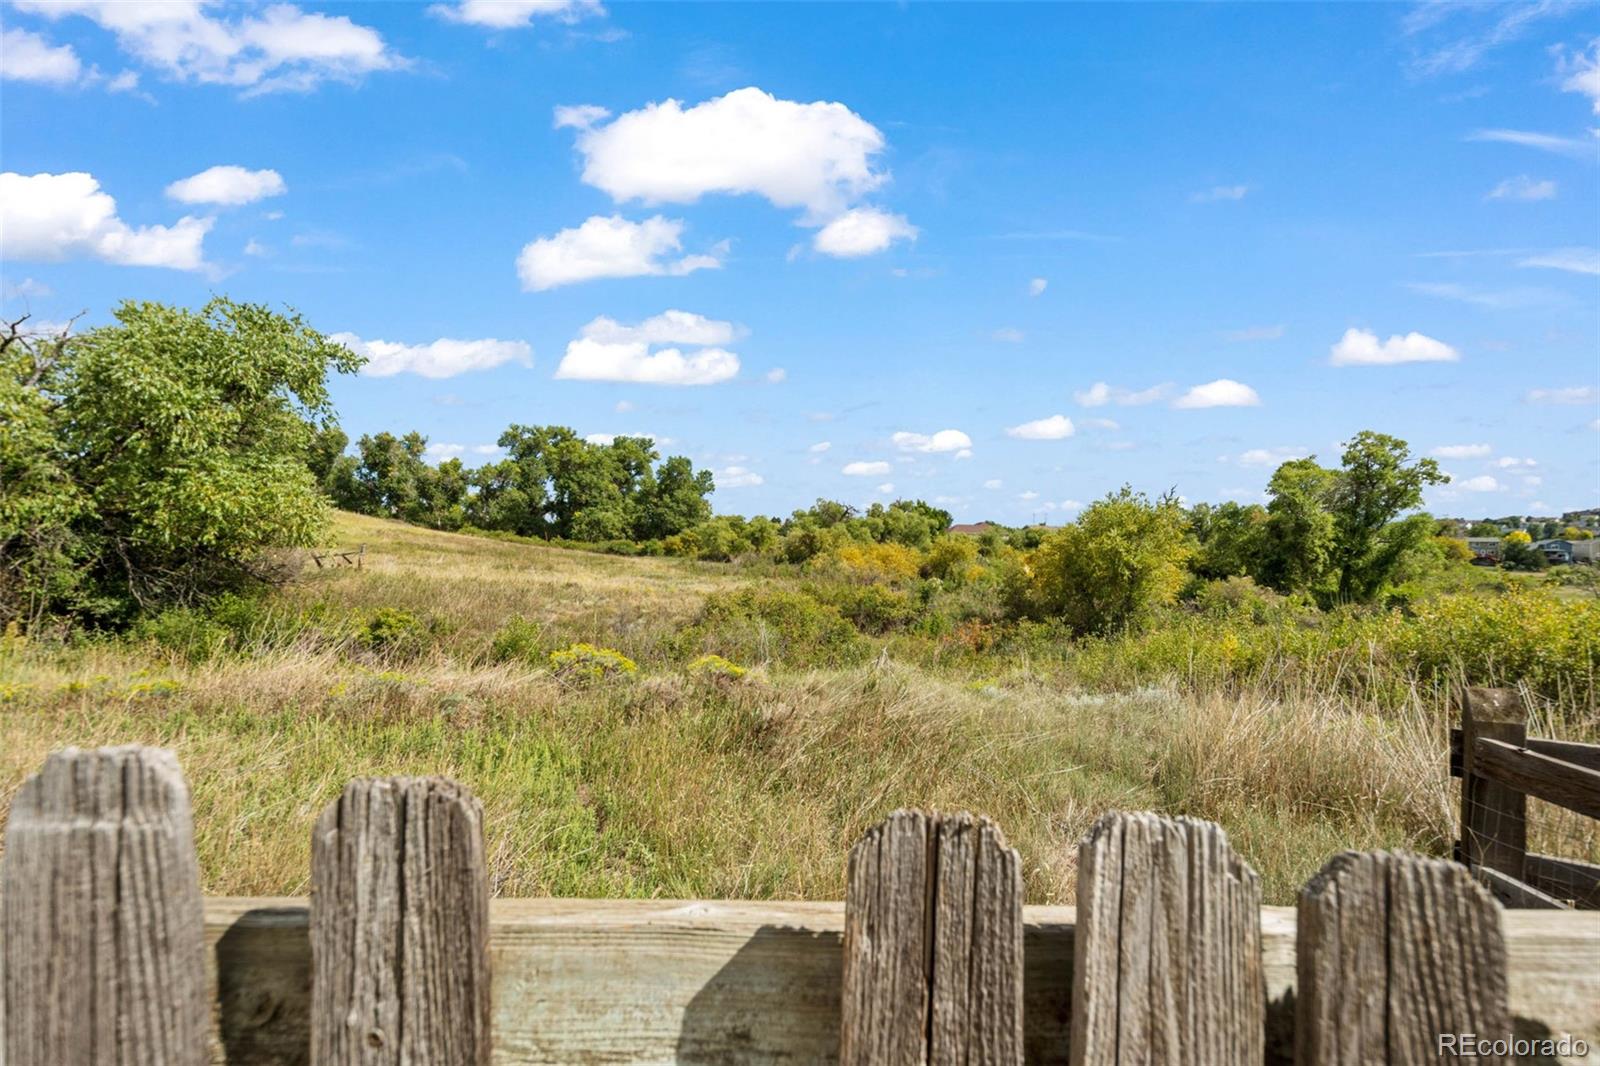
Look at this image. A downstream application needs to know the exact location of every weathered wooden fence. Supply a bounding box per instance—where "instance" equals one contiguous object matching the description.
[1452,686,1600,909]
[4,739,1599,1065]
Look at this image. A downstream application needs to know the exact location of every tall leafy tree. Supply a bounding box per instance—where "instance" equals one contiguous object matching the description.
[1327,431,1447,602]
[4,299,360,622]
[1260,458,1338,594]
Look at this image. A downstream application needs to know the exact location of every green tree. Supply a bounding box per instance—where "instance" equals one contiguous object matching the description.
[1326,432,1447,603]
[1500,540,1548,572]
[3,299,360,623]
[1188,501,1268,580]
[1259,458,1338,594]
[1025,487,1191,635]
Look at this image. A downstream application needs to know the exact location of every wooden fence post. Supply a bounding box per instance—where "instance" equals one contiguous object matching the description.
[1458,687,1528,885]
[1069,811,1263,1066]
[1296,850,1510,1065]
[310,776,491,1066]
[2,746,210,1066]
[841,809,1024,1066]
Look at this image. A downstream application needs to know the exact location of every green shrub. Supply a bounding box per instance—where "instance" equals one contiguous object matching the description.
[549,642,638,682]
[359,607,427,656]
[489,614,545,664]
[134,607,232,663]
[922,535,979,583]
[805,582,920,635]
[679,588,868,669]
[687,653,748,681]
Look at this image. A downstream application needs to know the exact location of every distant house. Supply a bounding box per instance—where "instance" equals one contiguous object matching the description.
[1536,539,1600,565]
[1465,537,1502,560]
[948,522,998,535]
[1562,508,1600,532]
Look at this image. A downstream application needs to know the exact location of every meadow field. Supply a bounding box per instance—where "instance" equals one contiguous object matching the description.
[2,510,1595,906]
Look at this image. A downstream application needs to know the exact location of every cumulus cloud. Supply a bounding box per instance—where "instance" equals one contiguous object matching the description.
[716,465,764,488]
[1028,277,1047,297]
[166,165,287,206]
[1,27,82,84]
[516,215,722,290]
[1517,247,1600,275]
[0,171,211,271]
[892,429,972,454]
[1526,386,1597,404]
[332,332,532,378]
[1006,415,1075,440]
[1329,328,1459,366]
[1432,443,1491,459]
[812,207,917,257]
[842,461,891,477]
[1172,379,1261,409]
[1074,381,1171,407]
[809,441,832,453]
[1493,456,1537,469]
[1487,175,1556,201]
[565,86,887,217]
[559,86,913,253]
[554,310,742,386]
[876,483,895,494]
[1455,475,1502,493]
[1189,184,1249,203]
[429,0,605,28]
[13,0,407,95]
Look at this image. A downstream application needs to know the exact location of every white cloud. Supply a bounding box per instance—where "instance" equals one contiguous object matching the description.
[808,441,832,453]
[1487,175,1556,201]
[430,0,605,29]
[1432,443,1491,459]
[1018,490,1039,501]
[564,86,889,219]
[717,465,764,488]
[1080,417,1120,431]
[516,214,722,290]
[554,310,742,386]
[1,277,52,299]
[1558,40,1600,115]
[875,482,895,494]
[892,429,972,454]
[1028,277,1047,297]
[1189,184,1249,203]
[1172,379,1261,409]
[1493,456,1537,469]
[812,207,916,257]
[765,367,787,383]
[1465,129,1590,158]
[1526,386,1597,405]
[1006,415,1075,440]
[991,327,1025,343]
[0,171,211,271]
[1,27,82,84]
[1074,381,1171,407]
[1237,446,1307,466]
[983,479,1003,490]
[554,103,611,130]
[1329,328,1459,366]
[842,461,891,476]
[1404,282,1556,311]
[243,238,267,256]
[14,0,408,95]
[424,442,467,460]
[614,400,634,413]
[1456,475,1502,493]
[332,332,532,379]
[1516,247,1600,275]
[166,165,286,206]
[1221,325,1285,342]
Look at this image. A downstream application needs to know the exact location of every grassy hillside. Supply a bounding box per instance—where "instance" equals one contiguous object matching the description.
[1,512,1592,904]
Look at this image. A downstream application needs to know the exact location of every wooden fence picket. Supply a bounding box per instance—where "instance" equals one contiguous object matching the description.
[841,809,1024,1066]
[1069,811,1264,1066]
[2,745,210,1066]
[310,776,491,1066]
[1295,851,1511,1065]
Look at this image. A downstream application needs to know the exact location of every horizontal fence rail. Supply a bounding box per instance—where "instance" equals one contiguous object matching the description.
[191,898,1597,1066]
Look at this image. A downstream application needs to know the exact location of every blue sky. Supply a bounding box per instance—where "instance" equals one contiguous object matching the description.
[3,1,1597,523]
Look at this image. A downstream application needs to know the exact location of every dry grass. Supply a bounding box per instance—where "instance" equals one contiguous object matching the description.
[1,512,1590,905]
